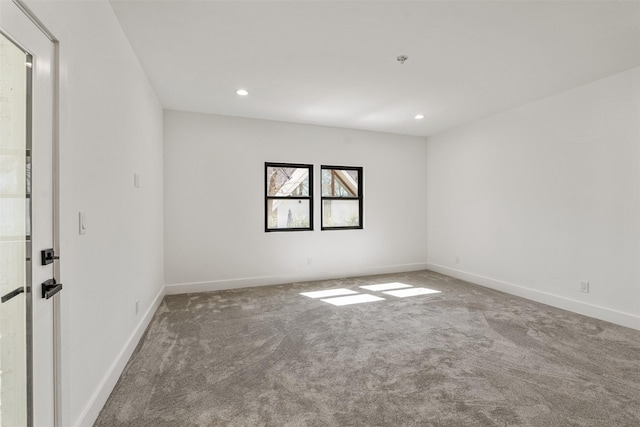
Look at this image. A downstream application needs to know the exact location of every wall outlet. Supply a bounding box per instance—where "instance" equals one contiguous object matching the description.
[455,256,460,264]
[580,281,589,293]
[135,300,140,315]
[134,173,140,188]
[307,257,313,265]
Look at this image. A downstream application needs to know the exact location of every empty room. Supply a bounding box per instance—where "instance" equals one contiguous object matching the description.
[0,0,639,426]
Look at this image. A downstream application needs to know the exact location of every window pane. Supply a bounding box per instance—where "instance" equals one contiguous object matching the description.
[267,199,311,229]
[266,166,309,197]
[322,199,360,227]
[322,169,359,197]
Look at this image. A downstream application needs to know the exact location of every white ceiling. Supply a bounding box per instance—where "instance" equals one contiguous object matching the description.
[110,1,640,137]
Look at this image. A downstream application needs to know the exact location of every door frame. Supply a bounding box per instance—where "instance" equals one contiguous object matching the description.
[3,0,61,425]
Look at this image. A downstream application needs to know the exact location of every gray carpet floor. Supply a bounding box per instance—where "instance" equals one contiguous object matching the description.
[95,270,640,426]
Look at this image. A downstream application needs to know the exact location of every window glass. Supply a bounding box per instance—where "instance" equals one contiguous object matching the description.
[322,169,359,197]
[267,199,311,229]
[266,166,310,197]
[322,199,360,228]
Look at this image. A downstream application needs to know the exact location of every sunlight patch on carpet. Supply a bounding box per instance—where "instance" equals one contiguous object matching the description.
[359,282,413,291]
[320,294,385,306]
[383,287,441,298]
[300,289,358,299]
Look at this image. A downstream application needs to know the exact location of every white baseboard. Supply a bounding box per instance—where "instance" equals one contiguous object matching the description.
[74,285,166,427]
[165,262,430,295]
[427,263,640,331]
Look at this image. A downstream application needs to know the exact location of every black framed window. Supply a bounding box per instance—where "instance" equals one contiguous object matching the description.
[265,162,313,232]
[321,165,363,230]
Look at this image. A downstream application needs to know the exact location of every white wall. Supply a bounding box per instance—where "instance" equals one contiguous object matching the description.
[427,67,640,329]
[164,111,428,292]
[23,1,164,426]
[11,2,637,425]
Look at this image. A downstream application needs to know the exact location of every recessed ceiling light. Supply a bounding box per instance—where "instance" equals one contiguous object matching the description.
[236,89,248,96]
[414,114,424,120]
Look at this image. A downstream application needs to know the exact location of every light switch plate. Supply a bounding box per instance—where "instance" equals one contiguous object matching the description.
[79,211,87,235]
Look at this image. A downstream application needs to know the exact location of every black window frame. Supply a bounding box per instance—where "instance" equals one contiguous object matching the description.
[265,162,314,232]
[320,165,363,230]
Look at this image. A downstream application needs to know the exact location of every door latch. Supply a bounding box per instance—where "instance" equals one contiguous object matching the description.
[41,248,59,265]
[42,278,63,299]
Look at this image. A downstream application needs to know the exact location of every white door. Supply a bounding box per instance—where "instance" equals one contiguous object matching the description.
[0,1,57,426]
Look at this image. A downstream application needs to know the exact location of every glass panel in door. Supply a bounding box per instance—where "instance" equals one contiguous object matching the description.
[0,31,31,427]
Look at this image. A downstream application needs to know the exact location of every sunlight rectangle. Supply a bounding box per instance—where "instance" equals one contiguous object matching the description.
[383,287,441,298]
[300,289,358,299]
[359,282,412,292]
[321,294,385,306]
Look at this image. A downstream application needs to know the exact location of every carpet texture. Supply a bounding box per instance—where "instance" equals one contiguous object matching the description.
[94,270,640,426]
